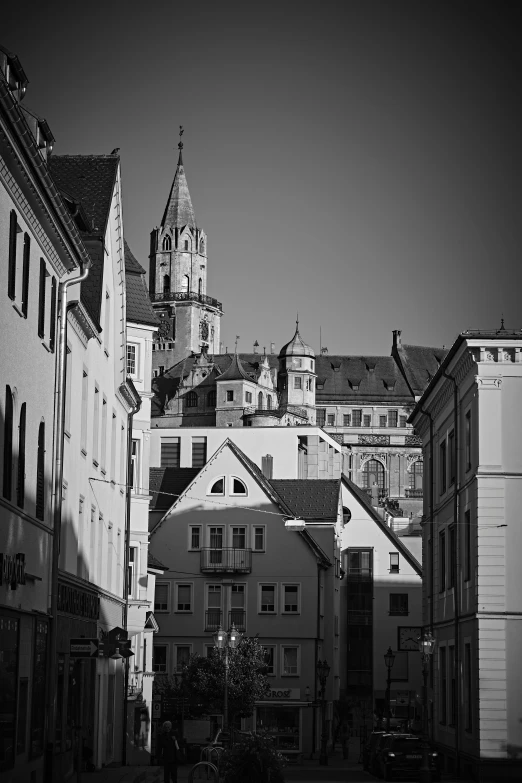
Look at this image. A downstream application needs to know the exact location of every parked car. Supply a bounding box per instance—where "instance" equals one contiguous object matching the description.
[379,735,440,781]
[362,731,386,771]
[374,733,415,777]
[370,732,393,776]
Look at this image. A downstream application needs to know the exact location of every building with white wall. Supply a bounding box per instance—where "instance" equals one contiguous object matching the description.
[410,327,522,780]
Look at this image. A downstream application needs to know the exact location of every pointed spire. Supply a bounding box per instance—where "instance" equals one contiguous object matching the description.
[161,126,196,230]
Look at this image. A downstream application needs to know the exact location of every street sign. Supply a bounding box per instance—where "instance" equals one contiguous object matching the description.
[152,701,161,719]
[70,638,104,658]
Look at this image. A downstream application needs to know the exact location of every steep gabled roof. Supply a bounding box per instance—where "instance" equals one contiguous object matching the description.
[341,474,422,575]
[269,479,340,520]
[125,240,160,327]
[161,153,196,230]
[393,343,448,397]
[314,355,412,402]
[216,352,253,382]
[149,467,200,510]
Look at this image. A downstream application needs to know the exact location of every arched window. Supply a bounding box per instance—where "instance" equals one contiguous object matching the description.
[198,278,202,296]
[3,385,14,500]
[258,392,263,410]
[362,458,385,491]
[267,396,272,410]
[209,477,224,495]
[199,239,205,254]
[162,235,172,251]
[182,274,189,293]
[184,239,189,251]
[163,274,170,293]
[17,403,26,508]
[231,477,247,495]
[186,391,198,408]
[36,421,45,520]
[410,459,423,491]
[207,390,217,407]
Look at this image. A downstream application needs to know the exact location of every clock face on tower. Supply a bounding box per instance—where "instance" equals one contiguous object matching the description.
[398,626,422,651]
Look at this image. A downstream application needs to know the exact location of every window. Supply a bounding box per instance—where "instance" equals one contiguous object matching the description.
[362,459,385,490]
[449,645,456,725]
[131,439,140,492]
[103,290,110,355]
[186,391,198,408]
[8,210,18,300]
[200,239,205,254]
[207,390,216,407]
[231,477,247,495]
[206,584,222,629]
[267,395,272,409]
[327,414,335,426]
[17,403,26,508]
[448,526,456,588]
[245,391,252,404]
[283,585,299,613]
[189,526,201,550]
[154,583,169,612]
[176,584,192,611]
[35,422,45,520]
[389,593,408,615]
[379,415,387,427]
[439,530,446,592]
[352,409,362,427]
[388,410,398,427]
[100,397,107,472]
[232,527,246,548]
[258,392,263,409]
[294,358,302,368]
[260,585,275,612]
[184,240,189,251]
[306,378,313,391]
[161,438,180,467]
[198,278,202,296]
[163,274,170,293]
[440,646,447,724]
[389,553,399,573]
[400,415,407,427]
[21,233,30,316]
[410,459,423,490]
[3,386,14,500]
[263,646,275,675]
[294,376,302,390]
[192,437,206,467]
[282,646,299,676]
[464,510,471,581]
[153,645,167,673]
[93,386,100,464]
[440,440,447,493]
[343,414,351,426]
[464,643,472,731]
[127,344,137,376]
[181,274,189,292]
[209,477,224,495]
[363,414,371,427]
[128,546,138,597]
[162,235,171,251]
[316,409,326,426]
[231,584,246,629]
[175,645,191,672]
[254,527,265,552]
[110,412,117,481]
[261,455,273,479]
[226,390,234,402]
[346,549,372,577]
[465,411,471,471]
[80,370,88,452]
[448,430,455,485]
[38,258,46,338]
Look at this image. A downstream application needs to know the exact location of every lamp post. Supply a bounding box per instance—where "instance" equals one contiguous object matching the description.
[316,659,330,766]
[213,624,241,735]
[418,631,436,783]
[384,647,395,732]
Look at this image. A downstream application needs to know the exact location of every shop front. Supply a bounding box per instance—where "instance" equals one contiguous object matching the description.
[254,687,314,761]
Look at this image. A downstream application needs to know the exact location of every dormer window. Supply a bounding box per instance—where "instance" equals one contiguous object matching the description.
[162,235,172,251]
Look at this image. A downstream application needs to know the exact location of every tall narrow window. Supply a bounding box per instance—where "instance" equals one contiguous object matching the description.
[260,585,275,612]
[64,346,72,435]
[465,411,471,471]
[184,240,189,251]
[163,274,170,293]
[101,397,107,472]
[362,459,385,490]
[131,439,140,492]
[35,422,45,520]
[207,390,216,407]
[8,210,18,300]
[3,386,14,500]
[294,376,302,390]
[192,437,206,467]
[258,392,263,409]
[177,585,192,611]
[410,459,423,491]
[352,409,362,427]
[316,409,326,426]
[440,440,447,494]
[182,274,189,293]
[198,278,202,296]
[449,645,456,725]
[439,530,446,592]
[162,235,171,251]
[448,526,456,588]
[93,386,100,464]
[465,643,472,731]
[38,259,46,338]
[464,509,471,581]
[261,455,273,479]
[80,369,88,452]
[161,438,180,467]
[127,344,137,376]
[448,430,455,485]
[440,647,447,724]
[21,234,30,316]
[388,410,398,427]
[49,277,57,352]
[389,553,399,573]
[104,291,110,355]
[254,527,265,551]
[110,412,117,481]
[17,403,26,508]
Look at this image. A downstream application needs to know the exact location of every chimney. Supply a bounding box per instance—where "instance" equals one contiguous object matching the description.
[392,330,402,350]
[219,341,224,354]
[270,342,275,355]
[253,340,259,354]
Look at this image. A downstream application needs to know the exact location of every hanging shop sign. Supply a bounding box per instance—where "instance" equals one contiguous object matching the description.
[57,581,100,620]
[0,552,26,589]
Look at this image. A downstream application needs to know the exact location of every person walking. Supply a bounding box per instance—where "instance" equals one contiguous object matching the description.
[157,721,179,783]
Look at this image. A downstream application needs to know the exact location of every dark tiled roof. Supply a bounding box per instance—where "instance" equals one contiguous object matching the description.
[125,240,159,327]
[395,344,448,396]
[269,479,340,520]
[147,552,168,571]
[279,326,315,358]
[149,467,200,510]
[314,355,412,402]
[216,353,252,382]
[81,238,104,330]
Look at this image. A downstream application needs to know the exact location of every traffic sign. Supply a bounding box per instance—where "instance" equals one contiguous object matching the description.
[70,638,104,658]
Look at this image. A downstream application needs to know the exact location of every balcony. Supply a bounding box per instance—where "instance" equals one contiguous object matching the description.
[347,610,372,626]
[154,290,222,311]
[405,488,423,498]
[200,548,252,574]
[228,610,246,632]
[205,609,222,632]
[346,567,373,580]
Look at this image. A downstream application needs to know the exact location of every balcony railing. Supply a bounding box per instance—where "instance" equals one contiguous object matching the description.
[200,548,252,573]
[229,610,246,632]
[347,609,372,626]
[346,567,373,580]
[154,290,222,310]
[205,609,222,632]
[405,488,423,498]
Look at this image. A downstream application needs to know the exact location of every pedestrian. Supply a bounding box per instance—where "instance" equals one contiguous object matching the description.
[157,721,179,783]
[139,702,150,749]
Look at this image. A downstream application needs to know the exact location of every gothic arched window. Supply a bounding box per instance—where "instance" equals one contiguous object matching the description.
[362,458,385,490]
[163,274,170,293]
[182,275,189,293]
[162,235,172,251]
[267,396,272,410]
[186,391,198,408]
[3,385,14,500]
[198,278,202,296]
[258,392,263,410]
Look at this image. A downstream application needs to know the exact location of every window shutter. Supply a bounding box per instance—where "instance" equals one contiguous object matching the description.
[3,386,14,500]
[8,211,17,300]
[38,259,46,338]
[35,422,45,519]
[17,403,26,508]
[49,277,57,352]
[22,234,30,316]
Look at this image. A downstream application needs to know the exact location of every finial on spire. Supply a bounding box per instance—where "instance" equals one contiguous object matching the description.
[500,315,505,330]
[235,335,240,353]
[177,125,184,164]
[296,313,299,332]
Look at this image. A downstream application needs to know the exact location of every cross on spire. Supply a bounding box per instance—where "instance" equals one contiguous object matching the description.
[178,125,184,164]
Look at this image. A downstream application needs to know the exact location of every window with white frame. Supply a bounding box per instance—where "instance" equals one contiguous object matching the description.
[153,645,168,673]
[127,343,138,376]
[253,526,265,552]
[281,646,299,676]
[209,477,225,495]
[131,439,140,492]
[390,553,399,573]
[294,376,302,390]
[189,525,201,550]
[263,645,276,676]
[231,527,246,548]
[175,645,191,672]
[161,438,180,467]
[176,583,192,612]
[231,477,247,495]
[282,584,299,613]
[155,582,169,612]
[260,584,276,613]
[245,391,252,403]
[128,546,139,597]
[206,584,222,629]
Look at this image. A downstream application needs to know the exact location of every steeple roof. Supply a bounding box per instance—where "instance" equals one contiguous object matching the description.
[216,352,253,382]
[161,151,196,230]
[279,321,315,358]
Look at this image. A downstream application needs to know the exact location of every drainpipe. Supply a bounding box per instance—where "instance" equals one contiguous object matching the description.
[443,372,460,775]
[45,262,91,783]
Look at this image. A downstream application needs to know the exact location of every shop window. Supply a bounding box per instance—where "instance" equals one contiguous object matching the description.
[256,705,300,751]
[30,620,48,756]
[0,614,19,769]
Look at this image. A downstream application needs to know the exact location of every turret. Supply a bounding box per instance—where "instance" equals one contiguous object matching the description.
[278,320,317,423]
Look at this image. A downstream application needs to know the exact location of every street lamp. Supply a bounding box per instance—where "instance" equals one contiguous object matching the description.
[213,623,241,735]
[316,659,331,766]
[418,631,436,783]
[384,647,395,732]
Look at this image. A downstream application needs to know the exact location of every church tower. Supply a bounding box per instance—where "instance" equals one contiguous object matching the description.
[149,130,223,373]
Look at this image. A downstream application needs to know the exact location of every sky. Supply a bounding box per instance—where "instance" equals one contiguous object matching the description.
[4,1,521,357]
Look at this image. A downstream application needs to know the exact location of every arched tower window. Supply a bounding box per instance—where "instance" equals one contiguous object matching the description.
[198,278,202,296]
[267,396,272,410]
[3,385,14,500]
[162,235,172,251]
[17,403,26,508]
[258,392,263,410]
[163,274,170,293]
[182,275,189,293]
[36,421,45,520]
[362,459,385,491]
[200,238,205,254]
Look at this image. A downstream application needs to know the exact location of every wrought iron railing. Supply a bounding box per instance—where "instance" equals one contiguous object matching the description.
[228,610,246,632]
[154,290,223,310]
[200,548,252,573]
[346,568,373,580]
[205,609,222,632]
[405,488,423,498]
